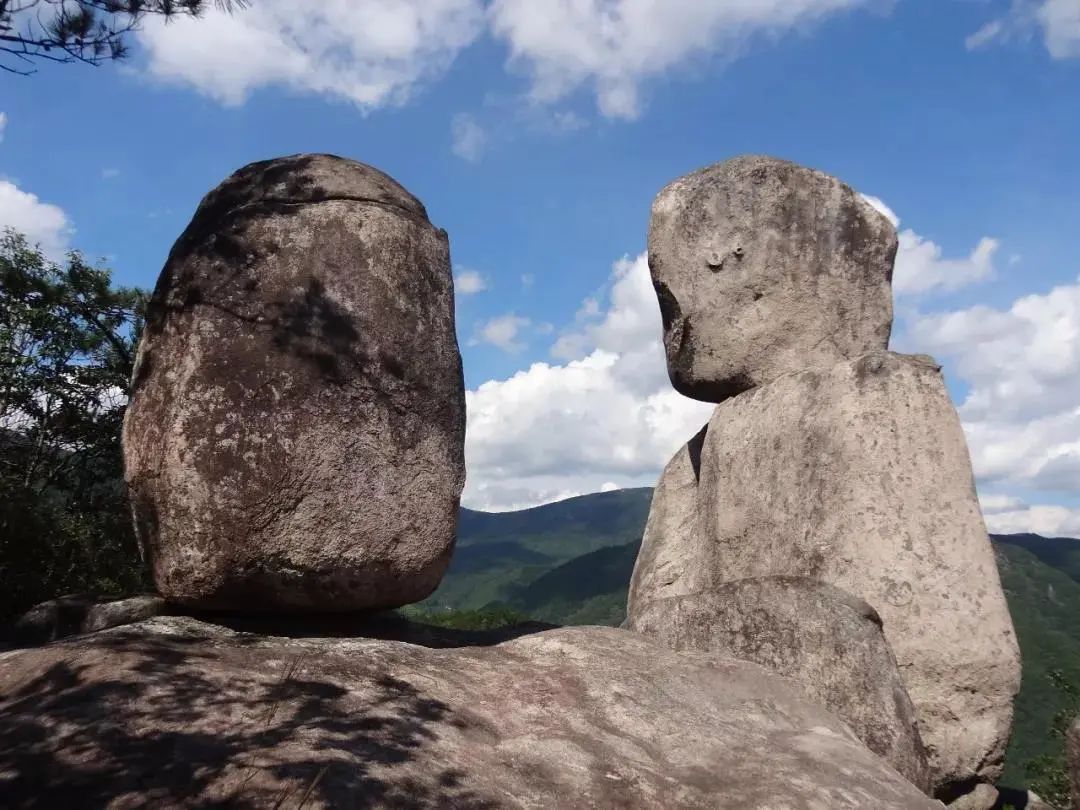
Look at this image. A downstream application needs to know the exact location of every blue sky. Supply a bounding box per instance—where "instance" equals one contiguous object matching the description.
[2,0,1079,527]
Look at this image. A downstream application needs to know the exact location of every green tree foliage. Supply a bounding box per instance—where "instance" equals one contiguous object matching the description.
[1022,669,1079,807]
[0,229,147,619]
[1,0,245,74]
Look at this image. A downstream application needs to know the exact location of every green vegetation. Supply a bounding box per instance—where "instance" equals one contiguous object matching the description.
[420,488,651,612]
[993,540,1080,798]
[0,230,148,620]
[1,1,247,74]
[397,605,533,632]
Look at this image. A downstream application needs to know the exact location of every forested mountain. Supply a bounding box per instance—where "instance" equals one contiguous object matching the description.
[424,488,1080,791]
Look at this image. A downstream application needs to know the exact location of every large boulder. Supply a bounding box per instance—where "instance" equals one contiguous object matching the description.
[627,576,932,792]
[628,350,1020,797]
[123,154,466,612]
[648,155,896,402]
[0,618,940,809]
[1068,715,1080,810]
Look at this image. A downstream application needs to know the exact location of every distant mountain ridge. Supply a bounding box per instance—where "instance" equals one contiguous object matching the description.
[427,487,1080,787]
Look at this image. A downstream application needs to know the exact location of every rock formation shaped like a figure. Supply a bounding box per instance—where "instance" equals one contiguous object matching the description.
[0,618,941,809]
[629,577,932,792]
[628,156,1021,803]
[648,155,896,402]
[123,154,466,612]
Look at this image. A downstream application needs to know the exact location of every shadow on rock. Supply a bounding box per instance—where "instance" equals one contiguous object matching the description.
[0,625,499,808]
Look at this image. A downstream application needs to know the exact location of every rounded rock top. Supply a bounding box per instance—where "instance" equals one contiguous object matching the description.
[648,154,898,402]
[188,153,429,228]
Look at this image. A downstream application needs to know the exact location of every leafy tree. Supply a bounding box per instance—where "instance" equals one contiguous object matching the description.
[1,0,246,74]
[1022,669,1080,808]
[0,229,147,619]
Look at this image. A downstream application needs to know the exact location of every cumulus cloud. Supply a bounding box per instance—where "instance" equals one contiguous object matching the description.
[136,0,486,109]
[980,496,1080,537]
[861,194,999,296]
[472,313,533,353]
[134,1,883,120]
[455,268,488,295]
[909,278,1080,524]
[463,253,713,511]
[487,0,878,119]
[0,180,72,260]
[967,0,1080,59]
[451,113,488,162]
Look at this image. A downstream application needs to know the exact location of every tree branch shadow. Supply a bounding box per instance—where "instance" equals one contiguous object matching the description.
[0,625,502,808]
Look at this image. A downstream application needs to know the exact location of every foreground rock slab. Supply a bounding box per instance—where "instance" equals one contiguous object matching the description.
[123,154,466,612]
[0,619,940,809]
[627,576,932,792]
[628,351,1021,797]
[648,155,896,402]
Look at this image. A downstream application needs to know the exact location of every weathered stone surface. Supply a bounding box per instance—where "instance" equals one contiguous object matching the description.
[0,618,940,809]
[1068,715,1080,810]
[648,154,896,402]
[627,576,932,792]
[7,593,171,644]
[943,783,997,810]
[123,154,466,612]
[629,350,1019,796]
[625,425,707,612]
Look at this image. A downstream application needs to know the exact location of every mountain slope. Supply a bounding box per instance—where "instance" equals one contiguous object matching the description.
[433,489,1080,790]
[421,488,652,611]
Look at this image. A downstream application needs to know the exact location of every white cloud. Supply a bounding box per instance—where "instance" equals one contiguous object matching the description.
[0,112,7,144]
[908,277,1080,527]
[455,268,488,294]
[451,113,488,162]
[967,0,1080,59]
[980,498,1080,537]
[860,194,998,296]
[0,180,72,260]
[472,313,532,353]
[463,253,713,511]
[895,232,999,296]
[487,0,879,120]
[136,0,486,109]
[1039,0,1080,57]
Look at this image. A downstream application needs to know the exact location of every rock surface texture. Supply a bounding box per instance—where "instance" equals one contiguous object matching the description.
[123,154,466,612]
[1068,715,1080,810]
[627,576,932,792]
[8,594,171,643]
[0,618,941,809]
[648,155,896,402]
[628,350,1021,798]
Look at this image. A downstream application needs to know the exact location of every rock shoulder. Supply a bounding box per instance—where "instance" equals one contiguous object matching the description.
[0,618,940,809]
[627,351,1021,796]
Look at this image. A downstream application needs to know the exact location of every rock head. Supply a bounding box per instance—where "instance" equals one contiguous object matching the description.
[648,155,896,402]
[122,154,466,612]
